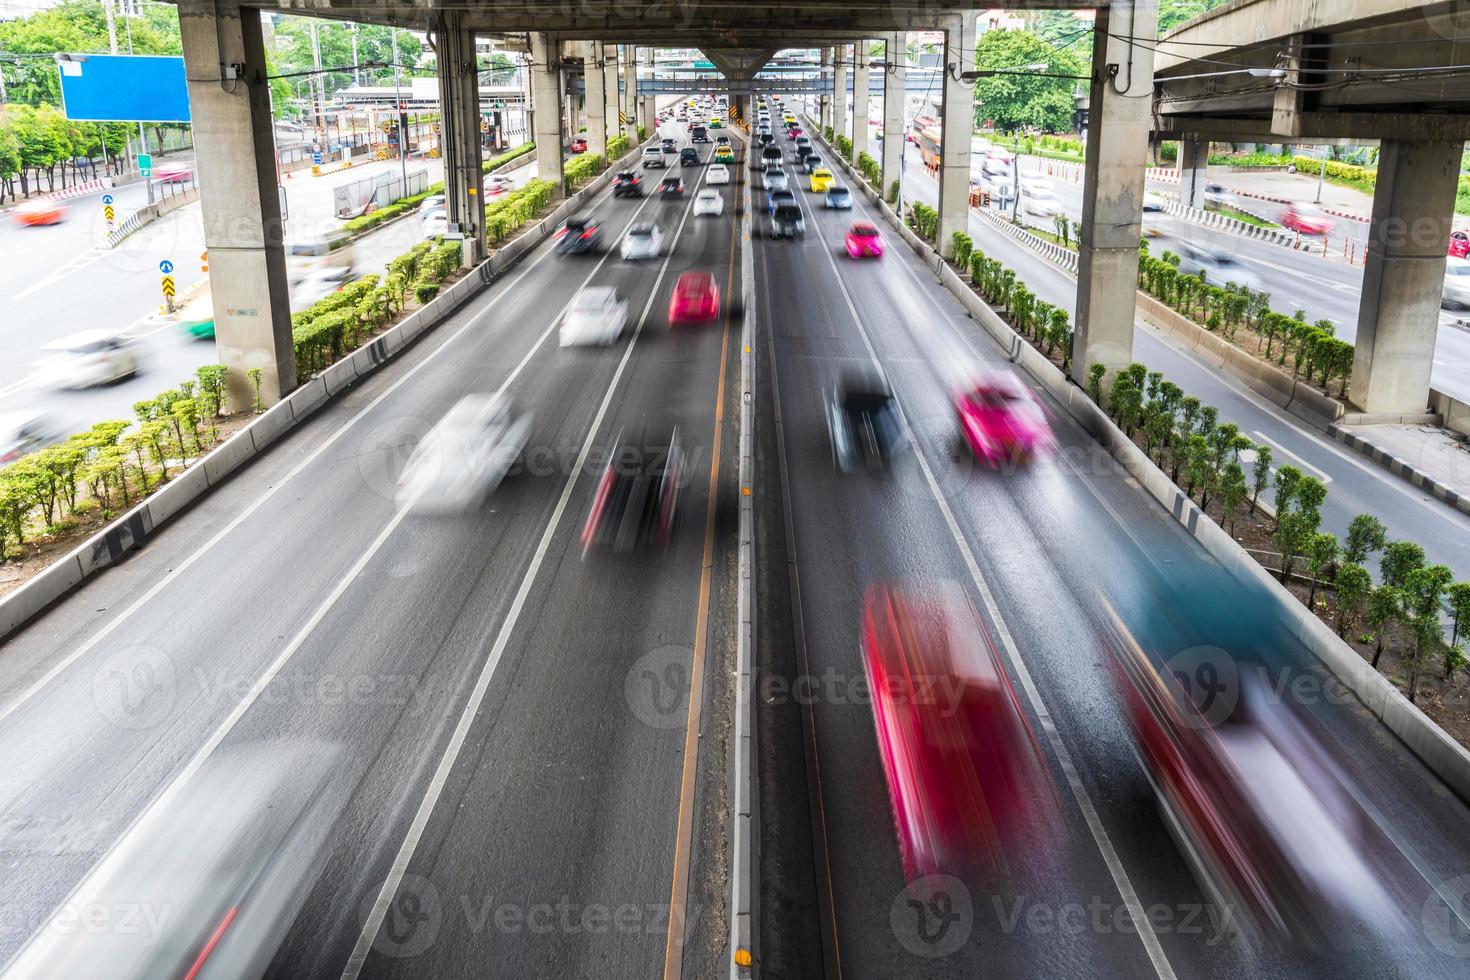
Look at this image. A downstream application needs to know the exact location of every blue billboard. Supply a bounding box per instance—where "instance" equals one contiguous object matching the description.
[58,54,191,123]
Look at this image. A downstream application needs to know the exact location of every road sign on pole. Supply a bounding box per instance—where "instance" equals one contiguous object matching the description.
[161,274,176,313]
[137,153,152,177]
[159,259,174,274]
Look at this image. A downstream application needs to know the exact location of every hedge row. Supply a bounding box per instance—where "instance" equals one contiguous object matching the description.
[606,134,632,160]
[340,142,538,235]
[484,178,558,243]
[855,150,881,187]
[906,201,939,241]
[563,153,607,193]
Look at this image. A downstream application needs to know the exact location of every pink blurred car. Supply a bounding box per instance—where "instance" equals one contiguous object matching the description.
[861,583,1059,882]
[953,372,1053,467]
[844,221,883,258]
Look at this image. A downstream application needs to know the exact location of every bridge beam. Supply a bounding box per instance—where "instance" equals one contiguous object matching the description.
[530,33,565,192]
[435,12,486,266]
[852,40,871,163]
[178,0,293,409]
[1350,140,1462,415]
[1071,1,1157,388]
[881,33,905,198]
[937,11,978,258]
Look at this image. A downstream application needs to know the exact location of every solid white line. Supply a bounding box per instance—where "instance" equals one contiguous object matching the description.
[342,164,706,980]
[1250,430,1333,484]
[0,176,634,729]
[797,170,1178,980]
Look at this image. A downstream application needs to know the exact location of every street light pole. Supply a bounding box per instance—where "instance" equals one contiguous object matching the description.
[392,27,407,192]
[1315,142,1327,204]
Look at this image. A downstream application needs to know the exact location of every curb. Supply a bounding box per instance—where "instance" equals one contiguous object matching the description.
[1159,198,1320,251]
[973,206,1079,272]
[0,137,654,644]
[1327,423,1470,517]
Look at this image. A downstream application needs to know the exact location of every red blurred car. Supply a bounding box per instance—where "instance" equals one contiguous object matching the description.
[13,199,66,226]
[844,221,883,259]
[1449,229,1470,258]
[953,371,1053,467]
[862,583,1059,882]
[668,271,720,325]
[569,136,588,154]
[580,427,682,553]
[154,166,193,184]
[1280,203,1331,236]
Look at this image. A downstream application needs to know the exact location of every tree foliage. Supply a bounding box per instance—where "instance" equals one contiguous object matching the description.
[973,29,1084,134]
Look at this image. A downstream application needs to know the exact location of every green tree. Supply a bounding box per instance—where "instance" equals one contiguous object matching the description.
[1446,582,1470,648]
[1303,532,1339,607]
[972,29,1084,133]
[1380,540,1426,591]
[1365,585,1403,668]
[1343,514,1387,565]
[1249,444,1272,513]
[1333,562,1372,637]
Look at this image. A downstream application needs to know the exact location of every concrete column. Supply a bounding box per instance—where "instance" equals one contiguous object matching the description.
[882,32,905,199]
[852,40,871,162]
[936,11,978,257]
[1178,139,1208,209]
[602,43,620,144]
[530,33,565,192]
[435,12,485,265]
[1350,140,1462,414]
[832,45,849,148]
[583,42,607,155]
[640,48,655,135]
[177,1,292,408]
[1070,2,1157,388]
[819,48,832,132]
[622,45,637,133]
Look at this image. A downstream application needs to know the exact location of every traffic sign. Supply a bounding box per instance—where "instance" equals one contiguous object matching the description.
[480,118,489,133]
[102,193,114,205]
[160,276,176,297]
[312,151,323,165]
[104,204,115,223]
[158,259,174,274]
[137,153,151,177]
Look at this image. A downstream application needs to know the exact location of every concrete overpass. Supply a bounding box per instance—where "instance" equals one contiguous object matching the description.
[1155,0,1470,415]
[168,0,1158,411]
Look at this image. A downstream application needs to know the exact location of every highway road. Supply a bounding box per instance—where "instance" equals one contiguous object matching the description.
[0,116,739,978]
[898,154,1470,583]
[750,137,1470,979]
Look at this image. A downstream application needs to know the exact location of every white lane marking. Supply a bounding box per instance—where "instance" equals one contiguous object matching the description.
[791,170,1178,980]
[10,248,111,302]
[1250,430,1333,484]
[0,174,637,729]
[342,161,709,980]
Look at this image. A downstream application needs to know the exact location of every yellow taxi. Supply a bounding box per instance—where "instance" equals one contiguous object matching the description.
[783,114,797,126]
[809,167,835,192]
[710,116,724,128]
[713,144,735,164]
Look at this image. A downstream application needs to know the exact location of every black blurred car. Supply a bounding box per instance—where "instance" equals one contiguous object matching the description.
[690,125,710,143]
[800,154,823,175]
[581,427,684,553]
[659,176,685,198]
[613,170,643,197]
[825,367,904,471]
[680,147,700,166]
[556,216,602,255]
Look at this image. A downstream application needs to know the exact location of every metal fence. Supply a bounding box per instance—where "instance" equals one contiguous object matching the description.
[333,167,430,217]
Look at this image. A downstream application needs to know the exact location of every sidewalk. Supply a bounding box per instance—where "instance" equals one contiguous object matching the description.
[1328,421,1470,516]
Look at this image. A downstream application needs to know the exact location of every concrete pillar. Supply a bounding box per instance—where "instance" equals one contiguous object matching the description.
[936,11,978,257]
[640,48,655,136]
[602,43,620,144]
[622,45,637,133]
[1070,2,1157,388]
[1179,139,1208,209]
[832,44,849,149]
[530,33,565,192]
[819,48,832,132]
[435,12,485,265]
[882,32,905,199]
[852,40,871,162]
[1349,140,1462,414]
[177,1,293,408]
[583,42,607,156]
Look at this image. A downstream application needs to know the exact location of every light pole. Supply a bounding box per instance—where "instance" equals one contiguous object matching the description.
[391,27,407,192]
[1314,142,1328,204]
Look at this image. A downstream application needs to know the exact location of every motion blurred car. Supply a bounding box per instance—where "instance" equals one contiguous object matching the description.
[642,146,666,169]
[713,145,735,164]
[758,145,782,172]
[1142,192,1169,237]
[1443,258,1470,308]
[620,221,664,260]
[1175,239,1258,291]
[395,393,531,513]
[1102,599,1403,947]
[570,136,588,153]
[710,116,723,128]
[421,207,448,238]
[953,371,1053,467]
[799,154,823,175]
[690,125,710,143]
[1449,229,1470,258]
[658,175,685,198]
[862,582,1060,881]
[13,199,67,226]
[556,216,602,255]
[560,285,628,346]
[795,136,812,156]
[580,425,683,553]
[1203,182,1234,207]
[764,168,789,192]
[825,367,903,471]
[0,411,62,465]
[706,164,730,186]
[770,204,805,241]
[31,331,137,389]
[680,147,700,167]
[154,165,193,183]
[1281,203,1332,236]
[716,135,731,146]
[809,167,835,192]
[668,270,720,324]
[844,221,883,259]
[693,189,724,217]
[613,170,643,197]
[824,186,853,210]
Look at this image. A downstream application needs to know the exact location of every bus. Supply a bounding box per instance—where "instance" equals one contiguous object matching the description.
[910,115,942,169]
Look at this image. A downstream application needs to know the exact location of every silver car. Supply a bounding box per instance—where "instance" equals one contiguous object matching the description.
[764,168,789,192]
[1444,258,1470,308]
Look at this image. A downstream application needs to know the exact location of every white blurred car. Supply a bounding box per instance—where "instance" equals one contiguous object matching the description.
[1444,258,1470,308]
[0,411,62,465]
[706,164,730,185]
[764,168,789,192]
[422,207,448,238]
[1021,189,1062,218]
[693,189,724,216]
[559,285,629,346]
[620,222,664,260]
[32,331,137,390]
[395,393,532,514]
